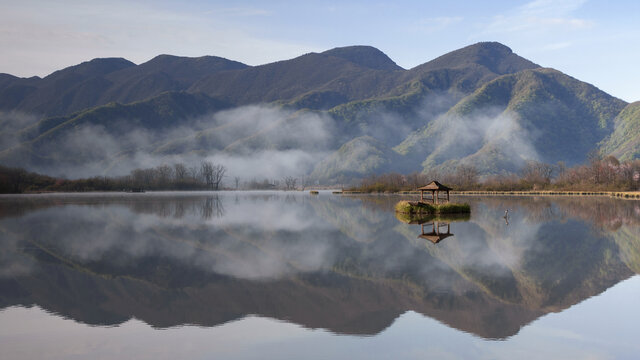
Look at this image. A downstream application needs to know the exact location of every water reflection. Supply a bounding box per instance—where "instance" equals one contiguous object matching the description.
[0,192,639,339]
[394,213,471,244]
[419,221,452,244]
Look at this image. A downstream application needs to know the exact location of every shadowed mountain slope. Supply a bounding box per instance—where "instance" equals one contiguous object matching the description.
[0,56,247,117]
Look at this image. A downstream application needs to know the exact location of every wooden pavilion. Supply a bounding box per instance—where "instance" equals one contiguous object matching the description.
[417,181,452,204]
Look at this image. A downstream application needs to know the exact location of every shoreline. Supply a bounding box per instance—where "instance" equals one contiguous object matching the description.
[2,189,639,199]
[342,190,640,199]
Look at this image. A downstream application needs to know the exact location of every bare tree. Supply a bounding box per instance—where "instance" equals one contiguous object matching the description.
[407,172,426,189]
[156,164,173,187]
[200,161,214,189]
[199,162,226,190]
[131,168,155,187]
[521,160,553,185]
[555,161,567,182]
[455,164,479,189]
[188,166,199,181]
[234,176,240,189]
[174,163,188,181]
[283,176,297,190]
[211,164,226,190]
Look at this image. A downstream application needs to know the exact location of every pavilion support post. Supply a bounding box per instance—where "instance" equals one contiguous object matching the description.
[434,190,438,204]
[420,190,424,202]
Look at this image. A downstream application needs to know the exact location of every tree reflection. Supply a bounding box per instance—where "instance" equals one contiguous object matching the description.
[200,195,224,219]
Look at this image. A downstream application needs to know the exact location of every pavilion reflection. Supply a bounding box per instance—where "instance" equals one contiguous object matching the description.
[395,212,470,245]
[419,221,453,244]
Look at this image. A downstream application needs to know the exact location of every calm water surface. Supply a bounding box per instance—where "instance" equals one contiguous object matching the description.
[1,191,639,359]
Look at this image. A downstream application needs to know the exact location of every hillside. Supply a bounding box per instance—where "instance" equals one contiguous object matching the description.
[310,136,411,183]
[600,102,640,161]
[395,68,626,174]
[0,42,633,181]
[0,92,231,175]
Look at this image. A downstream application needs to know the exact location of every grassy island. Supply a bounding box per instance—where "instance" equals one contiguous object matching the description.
[395,201,470,215]
[395,211,471,224]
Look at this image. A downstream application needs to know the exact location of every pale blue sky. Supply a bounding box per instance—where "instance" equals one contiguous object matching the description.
[1,0,638,101]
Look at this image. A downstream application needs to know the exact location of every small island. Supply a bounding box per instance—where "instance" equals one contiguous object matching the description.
[395,181,470,216]
[395,201,471,215]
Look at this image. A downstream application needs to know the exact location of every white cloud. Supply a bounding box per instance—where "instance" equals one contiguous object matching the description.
[482,0,593,35]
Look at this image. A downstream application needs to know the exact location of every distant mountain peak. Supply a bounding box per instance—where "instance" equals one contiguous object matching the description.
[471,41,513,53]
[416,41,539,75]
[44,57,135,80]
[141,54,249,69]
[322,45,403,71]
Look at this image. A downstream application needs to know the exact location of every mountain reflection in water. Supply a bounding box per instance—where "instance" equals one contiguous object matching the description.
[0,192,639,339]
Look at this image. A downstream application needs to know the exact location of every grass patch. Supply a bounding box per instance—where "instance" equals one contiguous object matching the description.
[395,212,471,224]
[435,203,471,213]
[395,200,470,215]
[395,200,435,214]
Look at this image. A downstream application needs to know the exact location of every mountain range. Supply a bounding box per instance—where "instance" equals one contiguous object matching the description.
[0,42,636,181]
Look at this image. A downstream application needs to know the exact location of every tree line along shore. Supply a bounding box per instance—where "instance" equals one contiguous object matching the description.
[1,156,639,195]
[348,157,640,195]
[0,161,309,194]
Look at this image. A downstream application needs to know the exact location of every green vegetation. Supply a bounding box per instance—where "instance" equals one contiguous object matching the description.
[395,211,471,224]
[600,102,640,161]
[394,200,470,215]
[435,203,472,213]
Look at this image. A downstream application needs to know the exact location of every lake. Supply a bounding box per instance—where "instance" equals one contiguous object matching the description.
[1,191,639,359]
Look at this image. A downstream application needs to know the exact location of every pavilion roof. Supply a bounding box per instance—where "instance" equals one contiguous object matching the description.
[417,181,452,191]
